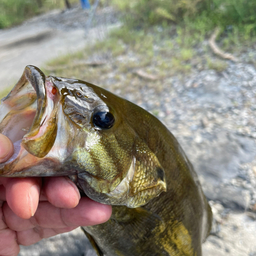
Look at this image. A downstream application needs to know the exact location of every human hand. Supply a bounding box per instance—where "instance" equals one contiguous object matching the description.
[0,134,112,256]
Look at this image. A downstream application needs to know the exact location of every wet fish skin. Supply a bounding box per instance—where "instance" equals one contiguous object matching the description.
[0,66,212,256]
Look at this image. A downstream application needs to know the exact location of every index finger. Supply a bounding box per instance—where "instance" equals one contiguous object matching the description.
[3,177,41,219]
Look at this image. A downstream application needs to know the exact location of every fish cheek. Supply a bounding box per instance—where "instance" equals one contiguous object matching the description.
[73,127,135,193]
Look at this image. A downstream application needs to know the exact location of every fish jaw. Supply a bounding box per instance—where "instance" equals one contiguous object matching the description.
[21,67,60,158]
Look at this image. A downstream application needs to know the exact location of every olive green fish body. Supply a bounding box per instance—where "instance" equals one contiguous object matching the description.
[83,114,211,256]
[0,66,212,256]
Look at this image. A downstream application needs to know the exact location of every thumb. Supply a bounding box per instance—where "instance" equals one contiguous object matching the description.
[0,134,14,163]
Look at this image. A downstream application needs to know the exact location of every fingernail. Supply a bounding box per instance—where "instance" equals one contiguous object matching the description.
[29,185,40,217]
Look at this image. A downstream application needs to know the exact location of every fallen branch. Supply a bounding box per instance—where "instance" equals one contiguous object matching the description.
[134,70,158,81]
[209,27,238,62]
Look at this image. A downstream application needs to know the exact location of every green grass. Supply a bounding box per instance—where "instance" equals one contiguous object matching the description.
[111,0,200,27]
[206,58,228,72]
[111,0,256,33]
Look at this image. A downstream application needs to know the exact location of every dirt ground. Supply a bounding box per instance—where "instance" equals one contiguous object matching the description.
[0,7,118,92]
[1,5,256,256]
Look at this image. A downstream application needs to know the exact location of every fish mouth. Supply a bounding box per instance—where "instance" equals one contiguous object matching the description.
[0,65,58,161]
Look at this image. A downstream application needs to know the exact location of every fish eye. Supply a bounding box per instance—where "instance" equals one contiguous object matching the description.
[93,111,115,129]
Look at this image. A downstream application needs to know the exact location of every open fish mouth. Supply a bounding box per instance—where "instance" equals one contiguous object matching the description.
[0,65,63,175]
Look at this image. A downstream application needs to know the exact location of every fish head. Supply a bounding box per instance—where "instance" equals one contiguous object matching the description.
[0,65,167,208]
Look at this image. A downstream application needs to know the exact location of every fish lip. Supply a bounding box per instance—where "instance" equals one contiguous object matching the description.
[25,65,46,102]
[24,65,47,130]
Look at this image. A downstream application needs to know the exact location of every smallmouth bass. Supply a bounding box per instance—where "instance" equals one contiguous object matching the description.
[0,66,212,256]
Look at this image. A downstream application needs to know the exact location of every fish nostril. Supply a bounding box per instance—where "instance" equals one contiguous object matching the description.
[76,91,82,98]
[157,168,164,181]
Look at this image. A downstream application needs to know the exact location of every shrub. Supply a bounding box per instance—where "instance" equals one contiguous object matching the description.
[112,0,256,36]
[0,0,41,28]
[0,0,77,29]
[111,0,203,28]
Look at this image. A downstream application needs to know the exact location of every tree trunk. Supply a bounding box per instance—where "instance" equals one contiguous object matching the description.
[65,0,71,9]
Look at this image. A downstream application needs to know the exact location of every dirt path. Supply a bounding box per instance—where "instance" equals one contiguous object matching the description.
[0,7,118,91]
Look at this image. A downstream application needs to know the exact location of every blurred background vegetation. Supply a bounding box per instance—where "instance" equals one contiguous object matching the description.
[1,0,256,39]
[1,0,256,97]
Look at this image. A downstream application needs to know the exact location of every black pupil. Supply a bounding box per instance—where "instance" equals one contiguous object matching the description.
[93,111,115,129]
